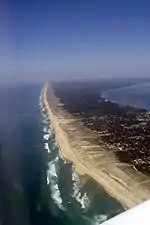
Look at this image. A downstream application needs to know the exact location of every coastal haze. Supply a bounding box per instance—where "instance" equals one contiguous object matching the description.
[1,0,150,225]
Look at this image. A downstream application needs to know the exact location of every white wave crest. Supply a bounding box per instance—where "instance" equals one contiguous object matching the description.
[71,166,90,210]
[47,159,64,210]
[40,94,64,210]
[47,162,57,177]
[44,143,50,153]
[47,176,50,185]
[76,192,90,209]
[43,134,50,141]
[39,102,43,107]
[51,184,63,205]
[43,126,48,133]
[91,214,107,225]
[72,166,82,196]
[47,129,53,137]
[43,118,49,125]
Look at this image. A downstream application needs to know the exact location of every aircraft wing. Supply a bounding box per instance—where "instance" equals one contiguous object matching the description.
[102,200,150,225]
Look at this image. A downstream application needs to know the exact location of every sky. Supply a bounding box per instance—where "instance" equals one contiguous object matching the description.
[0,0,150,83]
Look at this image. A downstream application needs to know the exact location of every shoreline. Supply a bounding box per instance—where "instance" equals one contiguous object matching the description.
[44,84,150,209]
[101,82,150,112]
[101,93,149,112]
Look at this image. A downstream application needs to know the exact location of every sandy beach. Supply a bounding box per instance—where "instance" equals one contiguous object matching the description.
[44,84,150,209]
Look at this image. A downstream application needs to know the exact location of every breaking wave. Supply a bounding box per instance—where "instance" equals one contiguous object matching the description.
[72,166,90,210]
[40,91,92,213]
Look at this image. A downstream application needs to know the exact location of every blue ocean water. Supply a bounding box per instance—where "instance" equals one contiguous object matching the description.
[0,84,63,225]
[0,84,124,225]
[102,82,150,110]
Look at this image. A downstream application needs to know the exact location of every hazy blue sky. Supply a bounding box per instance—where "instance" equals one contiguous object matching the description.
[0,0,150,83]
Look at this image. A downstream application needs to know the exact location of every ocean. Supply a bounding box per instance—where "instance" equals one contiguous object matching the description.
[1,83,124,225]
[102,82,150,110]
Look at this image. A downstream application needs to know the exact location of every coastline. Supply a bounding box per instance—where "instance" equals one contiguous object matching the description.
[44,84,150,209]
[102,83,150,111]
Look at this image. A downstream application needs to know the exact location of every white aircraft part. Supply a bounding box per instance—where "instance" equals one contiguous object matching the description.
[102,200,150,225]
